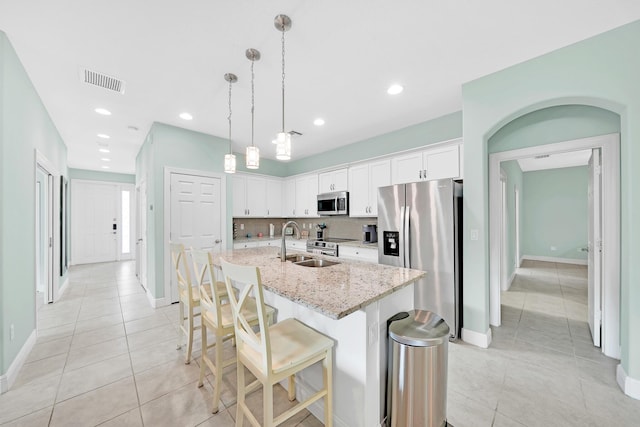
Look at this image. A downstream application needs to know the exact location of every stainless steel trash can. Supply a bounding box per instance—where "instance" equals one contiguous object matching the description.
[387,310,449,427]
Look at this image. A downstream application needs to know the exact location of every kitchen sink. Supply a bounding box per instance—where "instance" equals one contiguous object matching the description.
[294,259,340,268]
[280,254,315,262]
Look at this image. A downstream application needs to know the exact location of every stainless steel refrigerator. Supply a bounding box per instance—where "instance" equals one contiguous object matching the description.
[378,179,462,339]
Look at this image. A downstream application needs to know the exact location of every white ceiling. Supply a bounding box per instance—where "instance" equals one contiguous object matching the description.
[1,1,639,175]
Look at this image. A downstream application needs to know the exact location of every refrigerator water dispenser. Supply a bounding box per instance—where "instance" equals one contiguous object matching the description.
[383,231,400,256]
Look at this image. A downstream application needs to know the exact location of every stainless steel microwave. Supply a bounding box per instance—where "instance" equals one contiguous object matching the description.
[317,191,349,216]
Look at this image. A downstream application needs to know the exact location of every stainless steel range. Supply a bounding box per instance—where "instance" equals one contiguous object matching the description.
[306,238,354,257]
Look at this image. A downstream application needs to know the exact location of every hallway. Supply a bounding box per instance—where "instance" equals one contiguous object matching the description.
[447,260,640,426]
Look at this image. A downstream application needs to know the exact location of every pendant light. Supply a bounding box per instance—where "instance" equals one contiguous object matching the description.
[245,48,260,169]
[223,73,237,174]
[274,14,292,161]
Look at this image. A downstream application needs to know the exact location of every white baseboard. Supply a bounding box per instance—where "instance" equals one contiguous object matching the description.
[146,288,168,308]
[522,255,587,266]
[57,276,69,300]
[501,270,517,292]
[462,327,492,349]
[0,329,37,394]
[617,364,640,400]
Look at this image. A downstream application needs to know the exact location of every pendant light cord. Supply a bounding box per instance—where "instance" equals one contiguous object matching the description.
[281,27,286,133]
[251,58,255,147]
[228,78,233,154]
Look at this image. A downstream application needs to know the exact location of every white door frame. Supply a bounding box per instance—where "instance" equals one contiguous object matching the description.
[163,167,227,307]
[489,133,620,358]
[35,150,60,305]
[500,170,509,291]
[136,179,148,290]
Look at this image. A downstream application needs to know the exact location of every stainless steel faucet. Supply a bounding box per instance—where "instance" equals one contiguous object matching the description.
[280,220,301,262]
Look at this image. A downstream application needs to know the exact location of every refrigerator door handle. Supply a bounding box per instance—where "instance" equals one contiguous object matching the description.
[404,205,411,268]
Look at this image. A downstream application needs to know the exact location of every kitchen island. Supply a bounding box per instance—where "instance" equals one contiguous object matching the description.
[212,246,425,427]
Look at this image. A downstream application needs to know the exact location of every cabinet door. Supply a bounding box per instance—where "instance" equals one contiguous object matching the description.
[348,163,370,217]
[318,168,348,193]
[423,145,460,181]
[368,159,391,216]
[265,179,283,217]
[232,175,248,216]
[284,179,296,217]
[333,168,348,192]
[246,176,267,217]
[296,174,318,216]
[391,152,423,184]
[318,172,334,194]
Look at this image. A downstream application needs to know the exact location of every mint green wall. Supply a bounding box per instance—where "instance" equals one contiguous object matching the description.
[489,105,620,154]
[1,32,68,376]
[462,20,639,379]
[68,168,135,184]
[522,167,588,261]
[500,161,523,280]
[286,111,462,175]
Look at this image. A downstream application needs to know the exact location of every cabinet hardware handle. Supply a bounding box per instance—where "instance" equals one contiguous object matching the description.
[215,239,222,244]
[419,170,422,179]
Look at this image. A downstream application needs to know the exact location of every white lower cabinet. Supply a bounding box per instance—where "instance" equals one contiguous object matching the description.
[285,239,307,251]
[233,241,259,249]
[338,245,378,263]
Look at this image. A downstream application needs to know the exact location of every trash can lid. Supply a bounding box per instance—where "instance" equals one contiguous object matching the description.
[389,310,450,347]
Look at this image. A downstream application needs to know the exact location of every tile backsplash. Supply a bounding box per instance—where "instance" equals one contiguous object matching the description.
[233,217,377,241]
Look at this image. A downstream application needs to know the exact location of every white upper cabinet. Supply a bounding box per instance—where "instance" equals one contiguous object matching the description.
[318,168,348,193]
[349,159,391,217]
[295,173,319,217]
[232,174,281,217]
[391,143,461,184]
[265,178,283,217]
[283,178,296,217]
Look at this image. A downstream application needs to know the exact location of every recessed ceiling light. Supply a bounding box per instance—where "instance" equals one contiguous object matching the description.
[101,165,110,169]
[387,84,404,95]
[179,112,193,120]
[97,133,110,139]
[99,148,110,153]
[313,118,325,126]
[101,158,111,162]
[95,108,111,115]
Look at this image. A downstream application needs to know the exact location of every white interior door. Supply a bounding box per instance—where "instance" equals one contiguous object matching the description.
[588,149,602,347]
[72,181,119,264]
[170,173,223,303]
[500,172,509,291]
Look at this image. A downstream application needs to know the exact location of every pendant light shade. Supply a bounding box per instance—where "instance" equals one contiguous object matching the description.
[245,48,260,170]
[224,153,236,173]
[245,146,260,169]
[223,73,237,174]
[275,132,291,160]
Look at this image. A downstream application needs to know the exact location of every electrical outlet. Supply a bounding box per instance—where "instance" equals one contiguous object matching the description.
[240,224,244,230]
[302,223,306,229]
[550,246,557,251]
[10,324,15,341]
[470,229,479,241]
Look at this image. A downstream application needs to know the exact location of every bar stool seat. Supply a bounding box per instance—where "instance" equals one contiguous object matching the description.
[221,258,334,427]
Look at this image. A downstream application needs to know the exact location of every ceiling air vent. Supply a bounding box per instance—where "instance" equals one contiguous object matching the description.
[81,67,126,94]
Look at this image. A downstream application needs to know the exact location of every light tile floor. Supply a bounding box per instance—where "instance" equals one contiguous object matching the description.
[447,260,640,426]
[2,260,639,426]
[0,261,321,427]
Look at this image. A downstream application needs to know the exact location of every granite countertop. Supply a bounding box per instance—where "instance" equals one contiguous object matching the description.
[211,246,425,320]
[338,240,379,249]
